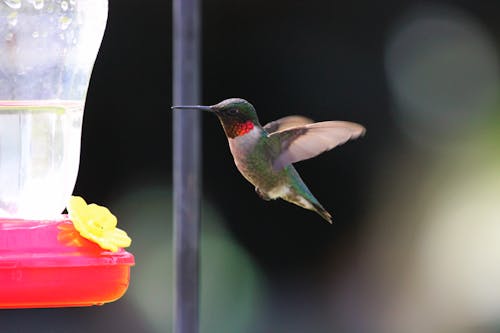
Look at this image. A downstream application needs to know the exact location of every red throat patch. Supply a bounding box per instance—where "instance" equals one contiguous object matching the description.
[227,120,254,138]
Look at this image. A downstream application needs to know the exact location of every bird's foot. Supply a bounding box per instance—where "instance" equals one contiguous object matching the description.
[255,187,271,201]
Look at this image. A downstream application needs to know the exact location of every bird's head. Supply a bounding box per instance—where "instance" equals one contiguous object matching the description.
[172,98,261,138]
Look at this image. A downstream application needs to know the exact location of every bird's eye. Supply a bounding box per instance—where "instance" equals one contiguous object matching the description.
[228,109,238,115]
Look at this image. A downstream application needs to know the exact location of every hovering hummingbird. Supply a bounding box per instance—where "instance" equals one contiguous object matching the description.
[172,98,365,223]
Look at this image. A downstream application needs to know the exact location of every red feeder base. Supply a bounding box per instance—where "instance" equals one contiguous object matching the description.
[0,217,134,308]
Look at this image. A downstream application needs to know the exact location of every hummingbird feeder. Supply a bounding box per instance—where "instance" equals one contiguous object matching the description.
[0,0,134,308]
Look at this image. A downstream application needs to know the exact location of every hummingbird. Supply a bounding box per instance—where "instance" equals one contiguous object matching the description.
[172,98,365,223]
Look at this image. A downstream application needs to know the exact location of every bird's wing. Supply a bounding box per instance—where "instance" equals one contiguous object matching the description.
[263,115,314,133]
[268,121,365,170]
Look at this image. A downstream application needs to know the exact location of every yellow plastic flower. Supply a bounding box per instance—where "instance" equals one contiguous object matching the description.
[67,196,131,252]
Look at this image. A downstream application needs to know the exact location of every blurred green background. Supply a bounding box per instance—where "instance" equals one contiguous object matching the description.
[2,0,500,332]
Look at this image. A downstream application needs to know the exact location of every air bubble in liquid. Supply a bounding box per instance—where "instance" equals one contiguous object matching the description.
[7,11,18,27]
[33,0,44,10]
[3,0,21,10]
[59,16,72,30]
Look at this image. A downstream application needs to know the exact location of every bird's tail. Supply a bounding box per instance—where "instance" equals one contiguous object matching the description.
[311,201,333,224]
[282,187,333,223]
[283,166,333,223]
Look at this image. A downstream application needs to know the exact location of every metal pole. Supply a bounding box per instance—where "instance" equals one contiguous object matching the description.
[172,0,201,332]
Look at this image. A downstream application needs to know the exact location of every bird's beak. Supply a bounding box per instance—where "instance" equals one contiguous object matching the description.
[171,105,214,112]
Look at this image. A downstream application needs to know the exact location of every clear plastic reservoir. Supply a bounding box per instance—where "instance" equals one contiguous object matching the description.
[0,101,83,217]
[0,0,107,218]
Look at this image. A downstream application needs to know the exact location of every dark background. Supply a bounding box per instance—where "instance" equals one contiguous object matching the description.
[2,0,500,332]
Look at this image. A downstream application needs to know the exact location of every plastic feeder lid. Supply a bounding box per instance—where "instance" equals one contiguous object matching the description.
[0,217,135,308]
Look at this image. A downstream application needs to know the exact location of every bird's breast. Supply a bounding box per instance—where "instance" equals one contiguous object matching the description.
[227,127,286,192]
[228,127,262,172]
